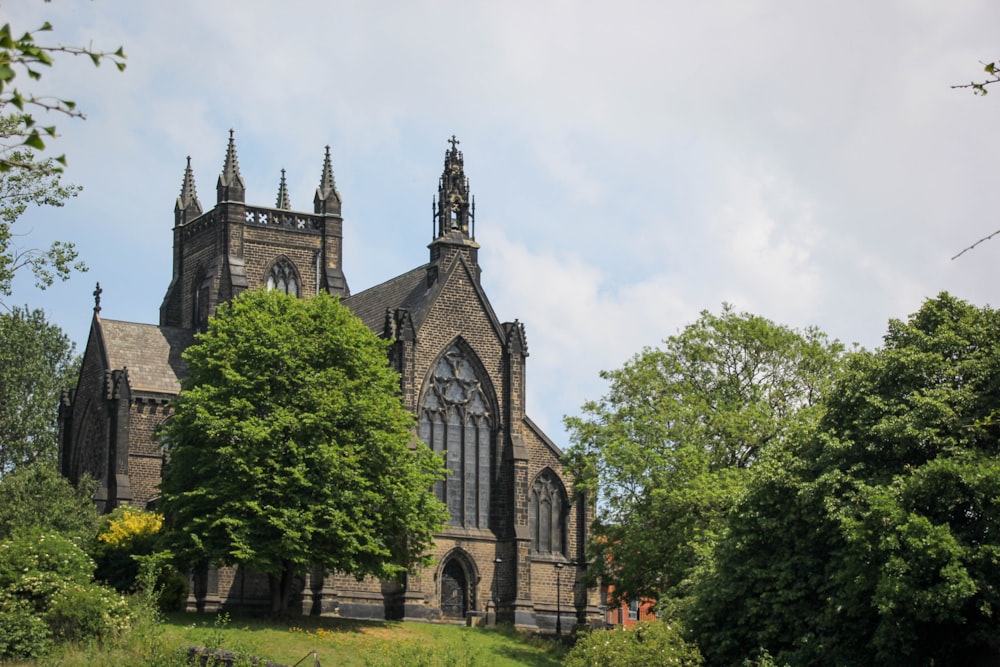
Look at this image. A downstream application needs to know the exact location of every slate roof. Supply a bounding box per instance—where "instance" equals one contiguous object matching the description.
[343,264,431,331]
[98,319,194,394]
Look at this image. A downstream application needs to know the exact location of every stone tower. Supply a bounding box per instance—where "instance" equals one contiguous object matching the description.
[159,132,348,331]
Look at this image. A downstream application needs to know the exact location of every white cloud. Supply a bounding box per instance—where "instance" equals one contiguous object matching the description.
[480,227,698,440]
[6,0,1000,443]
[707,163,826,321]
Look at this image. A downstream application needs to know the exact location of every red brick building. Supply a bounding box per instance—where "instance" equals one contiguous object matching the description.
[601,583,657,628]
[58,134,601,631]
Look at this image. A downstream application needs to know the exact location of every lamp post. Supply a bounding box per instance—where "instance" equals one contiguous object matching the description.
[555,562,565,636]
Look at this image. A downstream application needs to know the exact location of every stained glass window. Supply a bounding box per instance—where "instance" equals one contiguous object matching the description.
[417,344,492,528]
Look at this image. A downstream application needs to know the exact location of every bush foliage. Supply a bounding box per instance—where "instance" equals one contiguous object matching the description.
[0,530,132,659]
[564,620,703,667]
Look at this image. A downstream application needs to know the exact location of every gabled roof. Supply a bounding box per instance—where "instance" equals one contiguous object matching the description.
[97,318,194,394]
[345,253,507,345]
[525,416,563,458]
[343,264,431,331]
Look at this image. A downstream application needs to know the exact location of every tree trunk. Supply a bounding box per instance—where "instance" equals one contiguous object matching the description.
[268,561,295,617]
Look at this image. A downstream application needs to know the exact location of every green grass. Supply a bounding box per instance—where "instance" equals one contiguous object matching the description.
[17,612,567,666]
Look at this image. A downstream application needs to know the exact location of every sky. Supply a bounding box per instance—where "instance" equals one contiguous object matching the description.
[5,0,1000,445]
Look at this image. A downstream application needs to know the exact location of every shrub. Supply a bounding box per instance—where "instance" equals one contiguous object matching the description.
[0,595,52,659]
[156,566,190,612]
[0,463,99,544]
[47,580,131,641]
[134,550,190,613]
[564,620,704,667]
[94,506,165,593]
[0,530,95,591]
[0,530,134,660]
[98,506,164,547]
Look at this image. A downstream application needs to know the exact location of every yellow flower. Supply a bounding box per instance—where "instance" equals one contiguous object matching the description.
[98,507,164,546]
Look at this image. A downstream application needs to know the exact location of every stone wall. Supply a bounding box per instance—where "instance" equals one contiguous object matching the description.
[127,399,172,508]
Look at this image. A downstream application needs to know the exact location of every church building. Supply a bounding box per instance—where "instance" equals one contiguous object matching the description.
[58,133,601,631]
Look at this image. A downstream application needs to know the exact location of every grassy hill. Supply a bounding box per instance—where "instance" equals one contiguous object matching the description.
[21,612,568,666]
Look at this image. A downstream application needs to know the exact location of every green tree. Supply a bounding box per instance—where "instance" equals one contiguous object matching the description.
[1,17,125,171]
[564,306,843,611]
[158,290,447,615]
[691,293,1000,667]
[0,462,97,543]
[0,306,78,474]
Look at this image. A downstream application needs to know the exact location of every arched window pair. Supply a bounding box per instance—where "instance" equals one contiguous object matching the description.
[266,258,298,297]
[417,343,493,529]
[529,469,567,556]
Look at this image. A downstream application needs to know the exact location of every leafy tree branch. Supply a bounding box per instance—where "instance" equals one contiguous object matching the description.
[1,17,126,172]
[950,59,999,259]
[0,127,85,304]
[951,60,1000,96]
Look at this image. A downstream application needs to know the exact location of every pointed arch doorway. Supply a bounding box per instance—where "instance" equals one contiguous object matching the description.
[441,559,469,619]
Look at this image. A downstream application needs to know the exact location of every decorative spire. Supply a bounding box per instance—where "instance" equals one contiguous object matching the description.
[433,135,474,239]
[93,282,102,314]
[174,156,203,223]
[276,169,291,210]
[216,129,246,203]
[314,145,342,215]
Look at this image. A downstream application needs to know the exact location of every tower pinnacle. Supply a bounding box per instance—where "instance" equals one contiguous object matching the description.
[174,156,203,224]
[433,135,474,239]
[276,169,291,210]
[216,129,246,203]
[314,145,342,215]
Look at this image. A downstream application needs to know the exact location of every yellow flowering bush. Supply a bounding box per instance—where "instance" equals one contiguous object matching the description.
[98,507,164,547]
[94,507,163,594]
[93,506,187,612]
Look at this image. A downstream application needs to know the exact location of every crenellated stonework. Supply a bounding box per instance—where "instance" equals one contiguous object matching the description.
[59,134,601,631]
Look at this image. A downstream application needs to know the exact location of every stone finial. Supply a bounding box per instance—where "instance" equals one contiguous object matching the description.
[93,282,102,314]
[175,156,203,220]
[276,168,291,210]
[216,129,246,203]
[314,145,342,215]
[504,320,528,356]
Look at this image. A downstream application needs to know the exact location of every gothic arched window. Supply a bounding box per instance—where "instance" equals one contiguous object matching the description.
[192,270,210,331]
[529,469,567,556]
[417,343,493,529]
[266,259,298,296]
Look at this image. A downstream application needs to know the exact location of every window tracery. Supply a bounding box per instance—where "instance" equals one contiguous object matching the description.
[266,259,299,296]
[529,469,567,556]
[417,344,492,529]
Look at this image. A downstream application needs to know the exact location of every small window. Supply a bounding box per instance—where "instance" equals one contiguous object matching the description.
[528,469,566,555]
[192,271,210,331]
[628,599,639,621]
[266,259,298,296]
